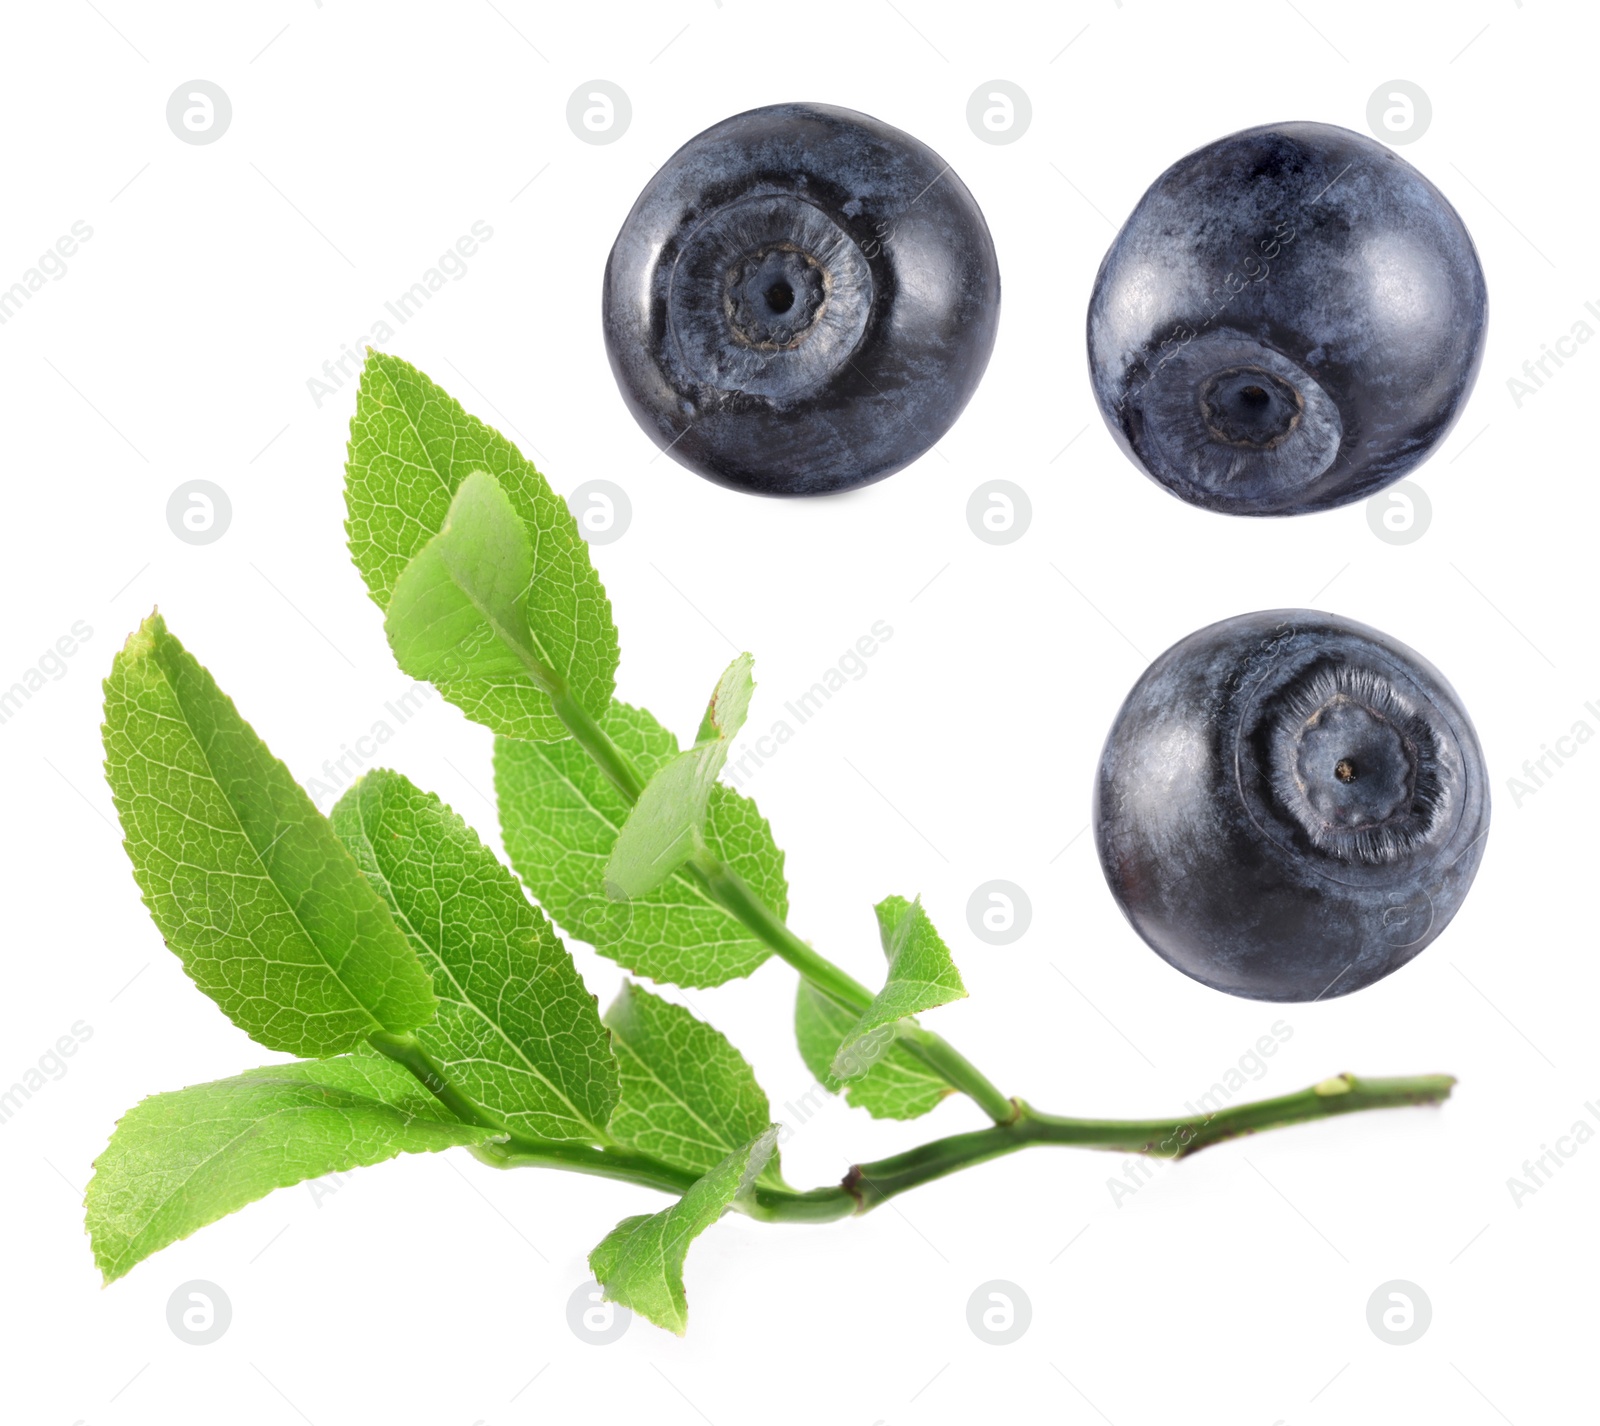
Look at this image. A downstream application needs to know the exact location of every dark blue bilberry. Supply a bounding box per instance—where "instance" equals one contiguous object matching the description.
[1088,122,1487,516]
[1094,610,1490,1001]
[602,103,1000,496]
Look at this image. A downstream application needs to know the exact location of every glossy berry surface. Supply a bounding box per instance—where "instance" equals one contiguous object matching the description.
[602,103,1000,496]
[1094,610,1489,1002]
[1088,122,1488,516]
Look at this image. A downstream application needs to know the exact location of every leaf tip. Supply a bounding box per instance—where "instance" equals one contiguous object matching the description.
[121,609,165,661]
[93,1251,128,1288]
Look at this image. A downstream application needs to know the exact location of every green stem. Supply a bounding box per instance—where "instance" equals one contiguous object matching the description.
[464,1072,1456,1223]
[843,1072,1458,1211]
[696,860,1016,1122]
[551,689,645,801]
[372,1022,852,1211]
[895,1024,1019,1125]
[368,1030,507,1134]
[741,1184,860,1224]
[369,1028,626,1155]
[692,858,872,1013]
[391,984,1453,1222]
[379,1021,1454,1223]
[470,1139,700,1196]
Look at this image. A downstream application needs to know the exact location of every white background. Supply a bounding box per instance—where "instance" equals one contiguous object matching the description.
[1,2,1593,1422]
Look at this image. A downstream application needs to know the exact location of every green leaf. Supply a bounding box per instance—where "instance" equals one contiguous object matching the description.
[331,769,618,1142]
[604,982,779,1180]
[794,982,953,1120]
[385,469,548,690]
[345,351,618,740]
[601,752,705,901]
[86,1053,494,1283]
[698,650,756,744]
[102,614,436,1057]
[496,701,787,988]
[605,653,755,900]
[831,896,967,1081]
[589,1127,777,1335]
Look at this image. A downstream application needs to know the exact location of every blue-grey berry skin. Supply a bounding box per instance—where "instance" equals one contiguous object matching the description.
[1088,122,1488,516]
[602,103,1000,496]
[1094,610,1489,1001]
